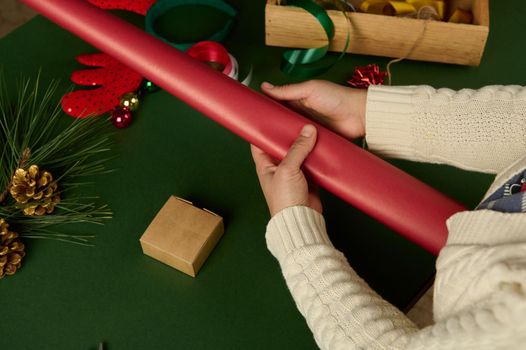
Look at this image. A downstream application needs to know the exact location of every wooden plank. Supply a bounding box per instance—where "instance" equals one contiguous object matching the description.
[472,0,490,26]
[265,0,489,66]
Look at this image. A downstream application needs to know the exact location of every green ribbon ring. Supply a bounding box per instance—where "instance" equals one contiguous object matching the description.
[281,0,350,78]
[145,0,237,51]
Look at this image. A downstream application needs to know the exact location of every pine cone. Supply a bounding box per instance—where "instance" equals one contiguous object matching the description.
[0,219,25,279]
[10,165,61,216]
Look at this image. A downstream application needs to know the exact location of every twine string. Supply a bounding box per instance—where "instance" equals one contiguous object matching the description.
[387,8,435,85]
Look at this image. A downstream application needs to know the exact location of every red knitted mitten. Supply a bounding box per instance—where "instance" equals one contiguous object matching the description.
[61,53,143,118]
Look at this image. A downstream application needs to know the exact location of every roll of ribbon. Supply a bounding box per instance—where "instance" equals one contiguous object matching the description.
[21,0,467,255]
[361,0,445,19]
[281,0,350,77]
[360,0,473,23]
[227,54,239,79]
[448,8,473,24]
[145,0,237,51]
[186,41,251,85]
[187,41,233,76]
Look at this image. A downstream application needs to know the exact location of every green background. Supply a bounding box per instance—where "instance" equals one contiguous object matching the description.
[0,1,524,349]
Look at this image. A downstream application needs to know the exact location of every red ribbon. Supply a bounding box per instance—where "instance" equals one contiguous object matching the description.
[347,64,388,89]
[187,41,233,76]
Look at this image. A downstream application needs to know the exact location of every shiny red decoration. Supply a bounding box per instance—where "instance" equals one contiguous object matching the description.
[111,107,133,128]
[347,64,388,89]
[87,0,157,15]
[61,53,143,118]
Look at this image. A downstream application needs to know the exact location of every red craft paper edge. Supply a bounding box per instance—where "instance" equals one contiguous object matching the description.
[21,0,467,255]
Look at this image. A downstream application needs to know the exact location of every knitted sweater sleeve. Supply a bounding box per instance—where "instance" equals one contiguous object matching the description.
[365,85,526,174]
[266,205,526,350]
[266,206,419,350]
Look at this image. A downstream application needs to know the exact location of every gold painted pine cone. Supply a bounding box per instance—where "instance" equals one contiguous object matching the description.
[10,165,61,216]
[0,219,25,279]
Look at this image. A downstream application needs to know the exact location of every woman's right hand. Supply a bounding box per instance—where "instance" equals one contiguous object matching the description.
[261,80,367,139]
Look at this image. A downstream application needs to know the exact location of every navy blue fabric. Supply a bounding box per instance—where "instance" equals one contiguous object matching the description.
[478,170,526,213]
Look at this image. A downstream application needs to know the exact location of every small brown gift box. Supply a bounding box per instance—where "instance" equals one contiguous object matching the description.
[140,196,224,277]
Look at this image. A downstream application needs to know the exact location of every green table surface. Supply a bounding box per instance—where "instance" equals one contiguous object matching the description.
[1,1,525,349]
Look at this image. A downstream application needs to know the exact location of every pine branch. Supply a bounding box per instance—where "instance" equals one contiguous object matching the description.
[0,71,114,244]
[0,147,30,203]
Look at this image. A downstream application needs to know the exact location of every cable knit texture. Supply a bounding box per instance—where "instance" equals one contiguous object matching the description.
[366,85,526,173]
[265,86,526,349]
[267,207,418,349]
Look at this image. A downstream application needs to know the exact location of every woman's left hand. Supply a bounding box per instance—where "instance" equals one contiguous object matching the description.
[251,124,322,216]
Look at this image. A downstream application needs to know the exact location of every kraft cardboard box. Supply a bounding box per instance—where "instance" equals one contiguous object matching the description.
[140,196,224,277]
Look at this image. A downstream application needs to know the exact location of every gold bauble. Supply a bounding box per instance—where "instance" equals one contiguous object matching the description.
[119,92,140,111]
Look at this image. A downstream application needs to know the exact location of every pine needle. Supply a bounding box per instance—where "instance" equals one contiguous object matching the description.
[0,71,114,245]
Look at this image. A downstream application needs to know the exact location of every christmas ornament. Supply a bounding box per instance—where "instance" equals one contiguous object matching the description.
[111,107,133,128]
[10,165,61,216]
[64,0,239,122]
[0,219,25,279]
[347,64,387,89]
[62,53,143,118]
[119,92,140,111]
[141,80,160,93]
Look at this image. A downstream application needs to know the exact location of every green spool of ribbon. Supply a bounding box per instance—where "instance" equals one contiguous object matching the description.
[281,0,350,78]
[145,0,237,51]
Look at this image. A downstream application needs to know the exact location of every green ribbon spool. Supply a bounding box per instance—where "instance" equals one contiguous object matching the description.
[145,0,237,51]
[281,0,350,78]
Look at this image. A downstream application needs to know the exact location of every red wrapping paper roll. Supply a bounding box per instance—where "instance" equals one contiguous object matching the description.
[21,0,466,255]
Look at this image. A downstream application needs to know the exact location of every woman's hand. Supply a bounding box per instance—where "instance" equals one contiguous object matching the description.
[251,125,322,216]
[261,80,367,140]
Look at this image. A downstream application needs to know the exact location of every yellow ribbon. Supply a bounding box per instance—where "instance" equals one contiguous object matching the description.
[448,8,472,24]
[360,0,445,20]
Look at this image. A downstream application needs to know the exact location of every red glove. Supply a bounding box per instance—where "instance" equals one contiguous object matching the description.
[61,53,143,118]
[86,0,156,15]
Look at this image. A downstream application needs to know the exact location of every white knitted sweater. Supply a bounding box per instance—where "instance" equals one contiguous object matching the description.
[265,85,526,349]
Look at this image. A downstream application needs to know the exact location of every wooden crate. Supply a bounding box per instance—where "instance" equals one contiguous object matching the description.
[265,0,489,66]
